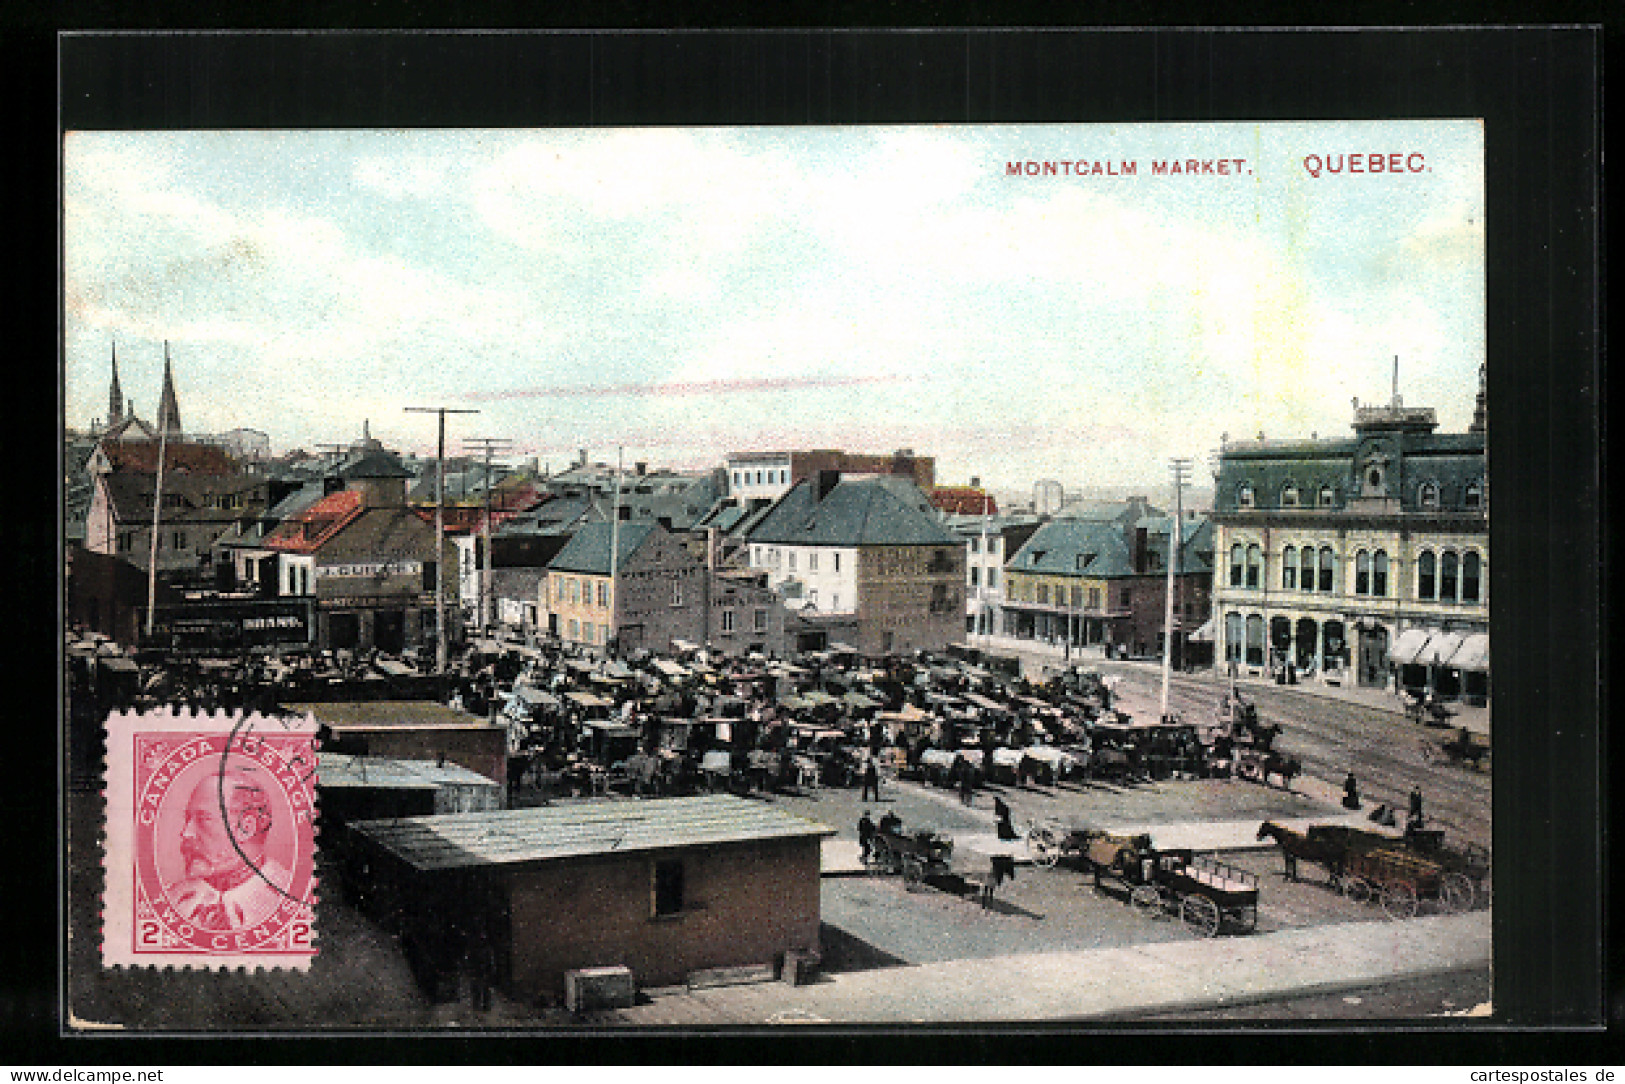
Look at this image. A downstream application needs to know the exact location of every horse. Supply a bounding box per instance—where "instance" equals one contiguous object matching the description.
[1255,820,1336,881]
[1261,752,1302,790]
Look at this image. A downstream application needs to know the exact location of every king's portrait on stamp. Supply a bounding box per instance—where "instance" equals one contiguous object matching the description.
[101,709,318,969]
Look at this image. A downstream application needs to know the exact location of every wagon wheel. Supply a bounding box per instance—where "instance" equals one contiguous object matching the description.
[902,856,925,891]
[1129,884,1163,916]
[1438,872,1475,913]
[1341,875,1373,903]
[1027,828,1061,869]
[1380,880,1419,920]
[1181,894,1222,938]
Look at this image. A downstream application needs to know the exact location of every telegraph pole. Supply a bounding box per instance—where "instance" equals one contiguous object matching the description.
[405,405,479,675]
[461,436,513,633]
[1160,457,1192,722]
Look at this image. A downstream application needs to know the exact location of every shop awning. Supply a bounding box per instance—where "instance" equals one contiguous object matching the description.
[1446,633,1490,672]
[1420,631,1465,667]
[1388,628,1434,666]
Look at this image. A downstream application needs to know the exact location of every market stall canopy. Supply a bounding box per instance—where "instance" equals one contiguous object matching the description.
[374,658,416,678]
[962,692,1007,713]
[878,702,931,724]
[1388,628,1434,667]
[511,685,561,709]
[652,659,690,679]
[991,747,1024,768]
[1446,633,1490,672]
[671,639,701,654]
[581,720,638,736]
[919,748,966,769]
[565,691,614,709]
[842,691,879,709]
[1022,745,1081,768]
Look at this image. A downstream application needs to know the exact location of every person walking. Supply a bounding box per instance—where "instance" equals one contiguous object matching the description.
[1342,771,1362,810]
[861,756,881,802]
[958,762,976,806]
[857,810,876,864]
[1407,785,1425,832]
[993,795,1017,841]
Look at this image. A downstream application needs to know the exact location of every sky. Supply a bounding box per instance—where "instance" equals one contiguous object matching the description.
[63,121,1484,495]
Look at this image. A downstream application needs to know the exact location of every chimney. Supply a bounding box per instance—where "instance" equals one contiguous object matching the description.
[969,476,981,488]
[1132,526,1148,572]
[635,461,647,476]
[816,469,841,502]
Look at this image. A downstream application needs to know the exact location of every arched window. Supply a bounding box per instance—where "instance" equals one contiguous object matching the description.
[1318,485,1336,507]
[1418,551,1436,600]
[1318,546,1335,593]
[1282,545,1297,589]
[1355,550,1371,595]
[1373,550,1389,597]
[1237,484,1255,509]
[1245,544,1262,589]
[1224,612,1244,662]
[1245,614,1265,666]
[1440,551,1459,601]
[1465,480,1484,510]
[1462,551,1482,603]
[1281,483,1300,508]
[1300,546,1316,592]
[1419,481,1440,509]
[1229,544,1244,588]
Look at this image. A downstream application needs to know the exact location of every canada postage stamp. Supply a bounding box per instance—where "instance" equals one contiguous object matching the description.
[101,708,319,969]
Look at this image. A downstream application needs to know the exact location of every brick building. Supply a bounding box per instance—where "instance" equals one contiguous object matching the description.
[745,472,964,657]
[544,521,707,655]
[348,795,832,1003]
[1003,513,1215,665]
[262,448,457,654]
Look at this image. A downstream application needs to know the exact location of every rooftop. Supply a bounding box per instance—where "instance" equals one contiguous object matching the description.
[748,475,959,547]
[284,700,495,728]
[350,794,835,871]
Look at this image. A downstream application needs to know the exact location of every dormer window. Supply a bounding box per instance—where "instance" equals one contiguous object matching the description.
[1075,553,1095,571]
[1281,483,1300,508]
[1237,484,1255,509]
[1465,480,1484,510]
[1318,485,1336,507]
[1030,550,1046,566]
[1419,481,1440,509]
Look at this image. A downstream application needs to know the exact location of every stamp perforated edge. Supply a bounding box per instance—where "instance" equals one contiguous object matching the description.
[100,706,320,971]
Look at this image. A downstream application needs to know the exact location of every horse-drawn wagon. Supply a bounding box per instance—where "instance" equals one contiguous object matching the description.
[871,825,956,890]
[1256,820,1479,917]
[1085,833,1259,937]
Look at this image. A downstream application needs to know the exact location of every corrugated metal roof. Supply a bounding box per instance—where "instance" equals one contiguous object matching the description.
[320,752,500,790]
[350,794,834,871]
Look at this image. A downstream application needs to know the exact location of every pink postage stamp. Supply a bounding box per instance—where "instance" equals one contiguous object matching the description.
[102,708,319,969]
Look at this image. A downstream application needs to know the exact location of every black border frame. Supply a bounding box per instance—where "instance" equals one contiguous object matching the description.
[15,22,1605,1065]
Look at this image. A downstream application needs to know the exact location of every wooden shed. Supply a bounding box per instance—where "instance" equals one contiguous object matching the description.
[288,699,508,786]
[348,795,833,1004]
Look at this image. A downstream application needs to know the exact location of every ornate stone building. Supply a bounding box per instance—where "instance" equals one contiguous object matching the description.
[1209,372,1488,702]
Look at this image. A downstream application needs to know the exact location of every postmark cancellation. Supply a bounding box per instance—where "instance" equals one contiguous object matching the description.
[101,708,319,969]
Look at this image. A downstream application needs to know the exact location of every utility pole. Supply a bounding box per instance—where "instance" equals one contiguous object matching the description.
[1160,457,1192,722]
[405,405,479,675]
[144,341,173,640]
[606,446,623,658]
[462,437,513,634]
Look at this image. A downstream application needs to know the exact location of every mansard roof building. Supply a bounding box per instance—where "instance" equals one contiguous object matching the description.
[1209,372,1488,703]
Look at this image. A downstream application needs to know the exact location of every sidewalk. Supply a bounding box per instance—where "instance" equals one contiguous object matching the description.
[974,634,1490,737]
[606,909,1490,1025]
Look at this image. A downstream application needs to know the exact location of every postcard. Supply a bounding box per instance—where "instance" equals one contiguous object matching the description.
[65,119,1491,1029]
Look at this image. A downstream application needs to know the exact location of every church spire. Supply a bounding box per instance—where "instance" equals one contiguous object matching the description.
[156,341,182,437]
[1468,362,1487,434]
[108,342,124,428]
